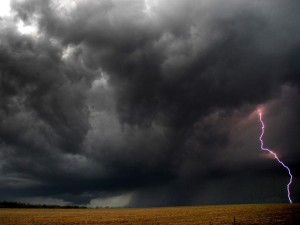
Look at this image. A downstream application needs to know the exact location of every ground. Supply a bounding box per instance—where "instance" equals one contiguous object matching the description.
[0,203,299,225]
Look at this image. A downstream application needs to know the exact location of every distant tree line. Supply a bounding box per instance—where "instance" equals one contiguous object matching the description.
[0,201,87,209]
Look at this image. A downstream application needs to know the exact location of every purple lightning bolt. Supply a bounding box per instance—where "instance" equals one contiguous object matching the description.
[258,110,293,203]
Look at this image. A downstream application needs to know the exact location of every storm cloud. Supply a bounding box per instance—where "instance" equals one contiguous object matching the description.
[0,0,299,206]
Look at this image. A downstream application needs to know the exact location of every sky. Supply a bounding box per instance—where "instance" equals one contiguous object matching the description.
[0,0,299,207]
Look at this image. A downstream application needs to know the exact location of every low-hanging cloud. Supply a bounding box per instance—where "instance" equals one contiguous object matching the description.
[0,0,299,206]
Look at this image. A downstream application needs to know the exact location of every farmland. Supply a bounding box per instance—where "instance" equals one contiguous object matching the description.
[0,203,299,225]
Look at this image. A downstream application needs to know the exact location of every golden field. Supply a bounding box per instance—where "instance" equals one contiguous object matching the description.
[0,203,299,225]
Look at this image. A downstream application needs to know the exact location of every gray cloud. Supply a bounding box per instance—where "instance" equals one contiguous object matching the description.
[0,0,299,206]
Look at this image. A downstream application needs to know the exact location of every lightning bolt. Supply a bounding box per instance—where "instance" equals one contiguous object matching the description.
[258,110,293,203]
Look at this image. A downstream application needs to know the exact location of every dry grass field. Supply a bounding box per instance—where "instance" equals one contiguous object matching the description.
[0,203,299,225]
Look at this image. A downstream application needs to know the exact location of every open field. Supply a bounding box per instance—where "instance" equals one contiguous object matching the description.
[0,203,299,225]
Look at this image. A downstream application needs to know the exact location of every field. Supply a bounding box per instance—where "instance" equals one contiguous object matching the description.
[0,204,299,225]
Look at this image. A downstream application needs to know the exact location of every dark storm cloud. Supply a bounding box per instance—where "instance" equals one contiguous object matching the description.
[0,0,299,206]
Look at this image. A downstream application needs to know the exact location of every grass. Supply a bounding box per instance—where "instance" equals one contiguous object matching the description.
[0,203,299,225]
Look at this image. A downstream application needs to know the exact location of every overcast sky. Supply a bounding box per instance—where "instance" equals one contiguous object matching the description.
[0,0,299,207]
